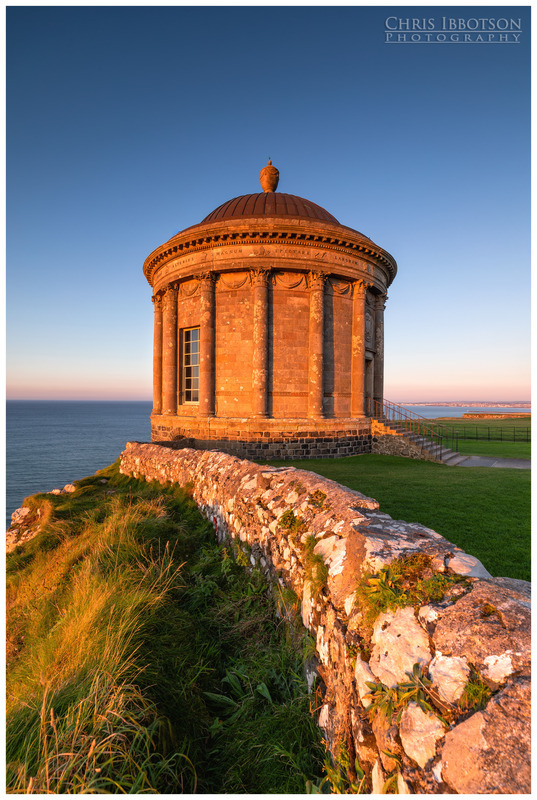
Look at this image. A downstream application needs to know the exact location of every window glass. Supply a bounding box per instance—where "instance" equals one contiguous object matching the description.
[182,327,200,403]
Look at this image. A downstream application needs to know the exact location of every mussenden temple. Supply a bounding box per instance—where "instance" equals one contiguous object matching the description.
[143,161,397,459]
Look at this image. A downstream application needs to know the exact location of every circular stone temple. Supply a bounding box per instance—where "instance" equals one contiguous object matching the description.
[143,162,397,459]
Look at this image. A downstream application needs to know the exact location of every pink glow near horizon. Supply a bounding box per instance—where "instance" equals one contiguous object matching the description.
[7,390,530,404]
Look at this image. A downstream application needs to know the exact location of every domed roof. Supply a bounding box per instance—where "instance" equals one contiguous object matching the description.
[201,192,340,225]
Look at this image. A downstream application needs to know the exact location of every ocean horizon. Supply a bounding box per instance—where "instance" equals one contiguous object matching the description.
[6,401,153,529]
[5,399,531,529]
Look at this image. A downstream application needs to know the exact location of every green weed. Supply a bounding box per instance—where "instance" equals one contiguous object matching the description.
[364,680,401,724]
[302,535,328,598]
[279,509,307,539]
[457,670,492,712]
[307,741,368,794]
[355,555,465,630]
[308,490,330,510]
[364,664,451,728]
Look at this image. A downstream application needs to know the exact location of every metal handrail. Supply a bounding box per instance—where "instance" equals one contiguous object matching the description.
[367,398,460,460]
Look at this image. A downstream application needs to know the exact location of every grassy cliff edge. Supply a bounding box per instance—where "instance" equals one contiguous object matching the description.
[6,461,324,794]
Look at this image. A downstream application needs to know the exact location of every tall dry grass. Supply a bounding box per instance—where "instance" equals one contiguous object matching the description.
[6,490,195,793]
[6,464,325,793]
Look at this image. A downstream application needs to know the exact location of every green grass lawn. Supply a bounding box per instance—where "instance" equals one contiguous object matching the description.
[398,416,531,459]
[434,415,530,431]
[261,454,530,582]
[454,439,531,459]
[430,417,531,458]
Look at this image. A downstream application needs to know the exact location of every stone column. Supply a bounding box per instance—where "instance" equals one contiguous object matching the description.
[373,293,387,406]
[308,271,326,418]
[199,273,216,416]
[251,269,270,417]
[152,293,163,415]
[161,285,178,415]
[351,280,368,417]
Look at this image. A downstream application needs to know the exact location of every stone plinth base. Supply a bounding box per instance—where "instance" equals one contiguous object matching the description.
[151,414,372,460]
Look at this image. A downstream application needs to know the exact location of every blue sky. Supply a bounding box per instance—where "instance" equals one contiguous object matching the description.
[6,5,531,402]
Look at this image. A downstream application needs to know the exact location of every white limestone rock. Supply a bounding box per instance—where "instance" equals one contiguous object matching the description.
[369,606,431,687]
[354,658,375,707]
[11,506,30,524]
[301,579,314,629]
[429,653,470,703]
[314,535,347,577]
[370,759,385,794]
[316,625,330,666]
[318,703,330,729]
[397,773,412,794]
[482,652,514,684]
[447,552,492,578]
[313,535,338,558]
[399,702,445,768]
[344,591,355,616]
[285,489,300,504]
[418,604,439,625]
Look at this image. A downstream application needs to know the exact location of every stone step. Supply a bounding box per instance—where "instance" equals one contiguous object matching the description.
[373,417,467,466]
[442,452,470,466]
[375,420,464,463]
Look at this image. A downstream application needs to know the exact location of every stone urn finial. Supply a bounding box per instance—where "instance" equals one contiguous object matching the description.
[260,158,279,192]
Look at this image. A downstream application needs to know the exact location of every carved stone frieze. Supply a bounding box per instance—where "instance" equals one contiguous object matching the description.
[144,228,397,287]
[328,277,352,295]
[273,271,307,290]
[178,279,199,297]
[218,271,250,290]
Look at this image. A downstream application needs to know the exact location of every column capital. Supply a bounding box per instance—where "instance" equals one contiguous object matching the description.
[198,271,217,287]
[375,292,388,309]
[151,292,164,309]
[161,285,178,310]
[309,270,328,290]
[353,279,372,298]
[250,267,271,287]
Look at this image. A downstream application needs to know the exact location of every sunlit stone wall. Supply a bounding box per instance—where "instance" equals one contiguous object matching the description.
[120,442,531,795]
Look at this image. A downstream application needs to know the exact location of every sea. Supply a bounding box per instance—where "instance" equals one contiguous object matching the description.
[6,401,152,529]
[4,400,530,529]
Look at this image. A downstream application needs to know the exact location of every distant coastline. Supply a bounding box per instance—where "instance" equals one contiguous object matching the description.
[397,401,530,408]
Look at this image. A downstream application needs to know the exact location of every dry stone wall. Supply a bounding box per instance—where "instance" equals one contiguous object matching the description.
[371,420,438,461]
[119,442,530,794]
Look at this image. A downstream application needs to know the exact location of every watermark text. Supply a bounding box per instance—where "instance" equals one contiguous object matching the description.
[385,17,522,43]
